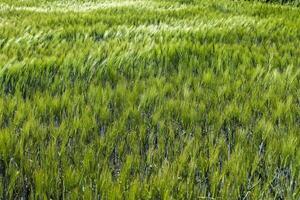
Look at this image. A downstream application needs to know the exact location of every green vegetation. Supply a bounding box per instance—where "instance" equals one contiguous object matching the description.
[0,0,299,199]
[256,0,300,6]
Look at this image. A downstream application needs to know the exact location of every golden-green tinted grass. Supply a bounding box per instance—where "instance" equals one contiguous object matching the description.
[0,0,299,199]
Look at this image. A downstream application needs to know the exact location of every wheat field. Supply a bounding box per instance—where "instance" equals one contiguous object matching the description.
[0,0,299,199]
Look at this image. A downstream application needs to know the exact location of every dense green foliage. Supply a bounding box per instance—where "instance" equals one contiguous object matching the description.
[256,0,300,6]
[0,0,300,199]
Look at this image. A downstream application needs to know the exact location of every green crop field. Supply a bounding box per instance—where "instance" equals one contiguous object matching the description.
[0,0,300,199]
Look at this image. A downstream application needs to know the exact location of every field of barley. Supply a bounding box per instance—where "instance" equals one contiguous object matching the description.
[0,0,300,199]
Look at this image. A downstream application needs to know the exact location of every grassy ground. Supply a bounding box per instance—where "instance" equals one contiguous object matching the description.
[0,0,300,199]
